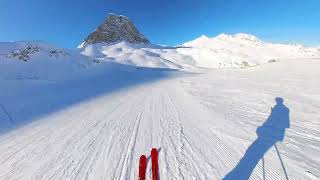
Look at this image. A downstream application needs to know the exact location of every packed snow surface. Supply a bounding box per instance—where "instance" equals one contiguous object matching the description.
[0,57,319,179]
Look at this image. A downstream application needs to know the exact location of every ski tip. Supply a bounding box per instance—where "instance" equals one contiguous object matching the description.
[151,148,158,154]
[138,155,147,180]
[140,155,147,162]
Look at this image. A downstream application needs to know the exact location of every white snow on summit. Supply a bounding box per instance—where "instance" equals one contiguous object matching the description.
[178,33,320,68]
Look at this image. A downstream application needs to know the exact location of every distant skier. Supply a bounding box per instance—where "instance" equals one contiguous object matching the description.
[223,97,290,180]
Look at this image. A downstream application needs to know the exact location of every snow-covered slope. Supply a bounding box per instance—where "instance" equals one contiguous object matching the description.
[0,41,98,80]
[80,41,196,69]
[0,58,319,179]
[178,33,320,68]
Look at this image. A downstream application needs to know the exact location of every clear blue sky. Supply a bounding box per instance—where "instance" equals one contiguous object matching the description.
[0,0,319,48]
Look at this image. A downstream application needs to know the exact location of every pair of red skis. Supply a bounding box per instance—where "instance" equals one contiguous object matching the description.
[138,148,159,180]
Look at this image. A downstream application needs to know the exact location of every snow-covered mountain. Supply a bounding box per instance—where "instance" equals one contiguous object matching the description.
[77,14,320,69]
[1,33,320,82]
[1,14,320,80]
[76,13,318,69]
[177,33,320,68]
[78,33,320,69]
[2,13,319,75]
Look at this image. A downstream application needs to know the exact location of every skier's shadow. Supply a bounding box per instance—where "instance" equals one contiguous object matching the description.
[223,97,290,180]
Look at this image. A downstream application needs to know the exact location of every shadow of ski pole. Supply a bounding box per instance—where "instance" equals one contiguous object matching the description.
[0,103,14,123]
[275,144,289,180]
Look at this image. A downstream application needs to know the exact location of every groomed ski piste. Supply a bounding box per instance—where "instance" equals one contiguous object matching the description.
[0,36,320,179]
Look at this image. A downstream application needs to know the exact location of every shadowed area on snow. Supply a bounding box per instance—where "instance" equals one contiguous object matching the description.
[0,65,181,134]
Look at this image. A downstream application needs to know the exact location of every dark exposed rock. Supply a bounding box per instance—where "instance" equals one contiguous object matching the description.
[82,13,149,47]
[48,50,68,58]
[7,44,40,62]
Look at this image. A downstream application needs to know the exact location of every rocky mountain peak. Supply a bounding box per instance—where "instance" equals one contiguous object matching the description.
[81,13,149,47]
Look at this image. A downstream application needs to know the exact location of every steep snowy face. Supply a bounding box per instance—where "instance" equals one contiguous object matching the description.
[0,42,96,80]
[178,33,320,68]
[81,13,149,47]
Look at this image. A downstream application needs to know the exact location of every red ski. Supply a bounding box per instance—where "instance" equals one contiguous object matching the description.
[138,155,147,180]
[151,148,159,180]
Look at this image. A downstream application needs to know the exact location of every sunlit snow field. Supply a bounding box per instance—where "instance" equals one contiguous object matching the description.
[0,57,319,179]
